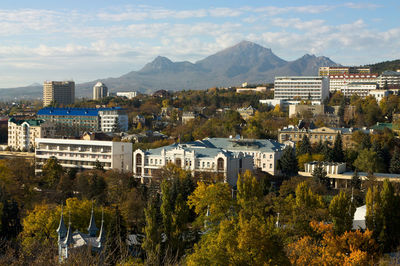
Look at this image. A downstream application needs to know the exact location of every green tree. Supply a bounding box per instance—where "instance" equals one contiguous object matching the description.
[329,191,355,235]
[104,207,128,265]
[389,146,400,174]
[312,162,330,189]
[351,170,361,190]
[354,148,385,174]
[41,157,64,188]
[332,133,344,162]
[297,135,312,156]
[278,146,298,177]
[142,196,161,265]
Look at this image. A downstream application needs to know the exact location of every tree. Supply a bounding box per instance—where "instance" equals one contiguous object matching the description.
[41,157,64,188]
[95,159,104,171]
[351,170,361,190]
[287,221,378,265]
[278,146,298,177]
[104,207,128,265]
[329,191,355,235]
[321,141,334,161]
[354,148,385,174]
[332,133,344,162]
[389,146,400,174]
[142,196,161,265]
[312,162,330,189]
[297,135,312,156]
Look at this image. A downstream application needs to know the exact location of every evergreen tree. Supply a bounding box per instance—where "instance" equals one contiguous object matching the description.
[351,170,361,190]
[278,146,298,177]
[297,135,312,156]
[0,187,21,239]
[95,159,105,171]
[389,146,400,174]
[312,162,330,189]
[332,133,344,162]
[329,191,355,235]
[313,140,324,154]
[104,206,128,265]
[142,196,161,265]
[322,141,334,161]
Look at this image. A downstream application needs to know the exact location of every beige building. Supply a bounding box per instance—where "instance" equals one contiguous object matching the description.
[8,118,54,151]
[278,126,373,149]
[93,82,108,100]
[319,66,371,77]
[237,106,255,120]
[43,81,75,106]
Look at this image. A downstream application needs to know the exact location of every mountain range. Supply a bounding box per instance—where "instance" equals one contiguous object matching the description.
[0,40,339,100]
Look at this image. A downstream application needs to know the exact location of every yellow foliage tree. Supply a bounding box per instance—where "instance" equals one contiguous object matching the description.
[287,221,378,265]
[20,198,113,254]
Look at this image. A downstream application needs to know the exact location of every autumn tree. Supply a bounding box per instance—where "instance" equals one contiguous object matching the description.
[287,221,378,265]
[329,191,356,235]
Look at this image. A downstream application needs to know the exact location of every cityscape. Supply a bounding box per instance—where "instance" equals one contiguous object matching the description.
[1,1,400,265]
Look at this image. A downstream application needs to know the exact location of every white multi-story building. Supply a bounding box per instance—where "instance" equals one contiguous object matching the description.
[35,138,132,173]
[8,118,55,151]
[116,91,137,99]
[133,141,254,186]
[377,70,400,88]
[342,82,377,97]
[329,74,378,93]
[274,76,329,105]
[98,109,128,132]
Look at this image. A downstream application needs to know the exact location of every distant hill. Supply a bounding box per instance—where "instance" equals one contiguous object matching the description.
[1,40,340,99]
[366,59,400,74]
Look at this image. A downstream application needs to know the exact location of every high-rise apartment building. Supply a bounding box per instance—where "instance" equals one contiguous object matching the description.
[43,81,75,106]
[274,76,329,105]
[93,82,108,100]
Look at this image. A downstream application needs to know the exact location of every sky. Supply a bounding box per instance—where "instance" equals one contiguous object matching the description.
[0,0,399,88]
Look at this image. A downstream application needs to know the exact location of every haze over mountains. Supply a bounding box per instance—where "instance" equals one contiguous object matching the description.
[0,41,339,100]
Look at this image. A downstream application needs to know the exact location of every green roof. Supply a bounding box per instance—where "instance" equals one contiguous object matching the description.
[8,117,45,126]
[371,122,393,131]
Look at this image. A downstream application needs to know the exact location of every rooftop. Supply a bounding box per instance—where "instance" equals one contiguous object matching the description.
[37,107,123,117]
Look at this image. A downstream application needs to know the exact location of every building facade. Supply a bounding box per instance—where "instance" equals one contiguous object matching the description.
[274,76,329,105]
[342,82,377,97]
[377,70,400,88]
[43,81,75,106]
[133,140,254,186]
[328,73,377,93]
[35,138,132,173]
[37,107,128,136]
[319,66,371,77]
[278,126,373,149]
[93,82,108,100]
[8,118,55,151]
[116,91,137,99]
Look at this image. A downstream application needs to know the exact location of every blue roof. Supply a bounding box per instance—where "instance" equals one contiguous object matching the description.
[37,107,123,117]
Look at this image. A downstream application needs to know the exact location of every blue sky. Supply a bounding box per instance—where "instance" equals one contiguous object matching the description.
[0,0,399,88]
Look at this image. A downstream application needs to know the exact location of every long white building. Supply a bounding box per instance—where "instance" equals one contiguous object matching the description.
[35,138,132,173]
[329,73,378,93]
[377,70,400,88]
[274,76,329,105]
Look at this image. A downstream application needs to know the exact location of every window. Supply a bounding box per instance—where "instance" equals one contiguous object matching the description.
[217,158,224,171]
[263,154,266,159]
[263,163,266,168]
[207,162,210,167]
[270,164,272,169]
[270,154,272,159]
[136,154,142,164]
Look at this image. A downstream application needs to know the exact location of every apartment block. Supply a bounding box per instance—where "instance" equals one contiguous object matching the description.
[35,138,132,173]
[93,82,108,100]
[8,118,55,151]
[377,70,400,88]
[43,81,75,106]
[342,82,377,97]
[274,76,329,105]
[37,107,128,136]
[329,73,378,93]
[319,66,371,77]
